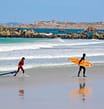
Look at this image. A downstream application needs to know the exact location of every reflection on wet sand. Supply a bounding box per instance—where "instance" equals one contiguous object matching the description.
[70,78,92,102]
[19,89,24,96]
[18,78,25,98]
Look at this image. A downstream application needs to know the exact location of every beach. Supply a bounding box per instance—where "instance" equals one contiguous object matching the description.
[0,64,104,109]
[0,38,104,109]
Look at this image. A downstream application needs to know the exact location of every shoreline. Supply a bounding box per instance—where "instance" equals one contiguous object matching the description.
[1,63,104,84]
[25,62,104,72]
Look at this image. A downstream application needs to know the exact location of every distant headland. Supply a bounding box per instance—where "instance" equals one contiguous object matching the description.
[19,20,104,30]
[0,20,104,39]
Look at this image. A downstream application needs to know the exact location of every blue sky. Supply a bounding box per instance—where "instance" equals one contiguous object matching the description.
[0,0,103,23]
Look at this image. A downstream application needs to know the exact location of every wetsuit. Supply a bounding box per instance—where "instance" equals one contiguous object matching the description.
[77,56,86,77]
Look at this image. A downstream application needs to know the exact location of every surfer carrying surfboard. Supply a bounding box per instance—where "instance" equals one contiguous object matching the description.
[77,53,86,77]
[14,57,25,76]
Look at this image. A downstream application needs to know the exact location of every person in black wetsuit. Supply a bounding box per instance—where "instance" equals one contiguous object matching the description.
[77,53,86,77]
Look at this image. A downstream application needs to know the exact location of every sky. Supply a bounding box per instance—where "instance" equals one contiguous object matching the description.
[0,0,104,23]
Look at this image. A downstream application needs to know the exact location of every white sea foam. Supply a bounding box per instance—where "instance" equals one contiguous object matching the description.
[0,60,104,72]
[0,40,104,52]
[0,63,72,71]
[0,53,104,62]
[0,39,104,72]
[56,38,65,42]
[60,41,104,46]
[0,43,57,52]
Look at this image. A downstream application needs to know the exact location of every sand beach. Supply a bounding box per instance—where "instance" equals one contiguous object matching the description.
[0,64,104,109]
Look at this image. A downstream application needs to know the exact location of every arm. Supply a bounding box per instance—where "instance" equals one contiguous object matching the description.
[79,58,83,65]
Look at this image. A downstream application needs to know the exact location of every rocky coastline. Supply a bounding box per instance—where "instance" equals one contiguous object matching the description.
[0,21,104,39]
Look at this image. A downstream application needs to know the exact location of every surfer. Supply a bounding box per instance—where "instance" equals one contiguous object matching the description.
[77,53,86,77]
[14,57,25,76]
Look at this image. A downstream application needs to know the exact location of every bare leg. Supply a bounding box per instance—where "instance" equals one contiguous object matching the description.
[14,67,20,76]
[21,67,24,74]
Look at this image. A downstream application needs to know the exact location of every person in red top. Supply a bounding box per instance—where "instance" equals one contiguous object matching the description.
[14,57,25,76]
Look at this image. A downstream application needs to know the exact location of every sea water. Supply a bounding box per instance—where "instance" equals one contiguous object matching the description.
[0,38,104,71]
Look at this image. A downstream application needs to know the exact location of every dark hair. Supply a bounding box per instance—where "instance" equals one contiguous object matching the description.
[22,57,25,60]
[83,53,86,57]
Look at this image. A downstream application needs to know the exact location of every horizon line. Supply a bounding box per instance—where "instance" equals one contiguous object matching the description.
[0,20,104,24]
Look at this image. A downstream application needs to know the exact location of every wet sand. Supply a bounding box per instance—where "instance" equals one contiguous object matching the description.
[0,64,104,109]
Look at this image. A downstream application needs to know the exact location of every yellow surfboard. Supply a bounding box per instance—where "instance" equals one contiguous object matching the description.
[69,57,92,67]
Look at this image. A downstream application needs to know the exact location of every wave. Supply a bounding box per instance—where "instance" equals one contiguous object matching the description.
[0,53,104,60]
[0,43,57,52]
[61,41,104,46]
[0,62,71,71]
[0,40,104,52]
[0,60,104,72]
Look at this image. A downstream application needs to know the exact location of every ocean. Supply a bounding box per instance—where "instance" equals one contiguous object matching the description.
[0,37,104,72]
[18,28,104,34]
